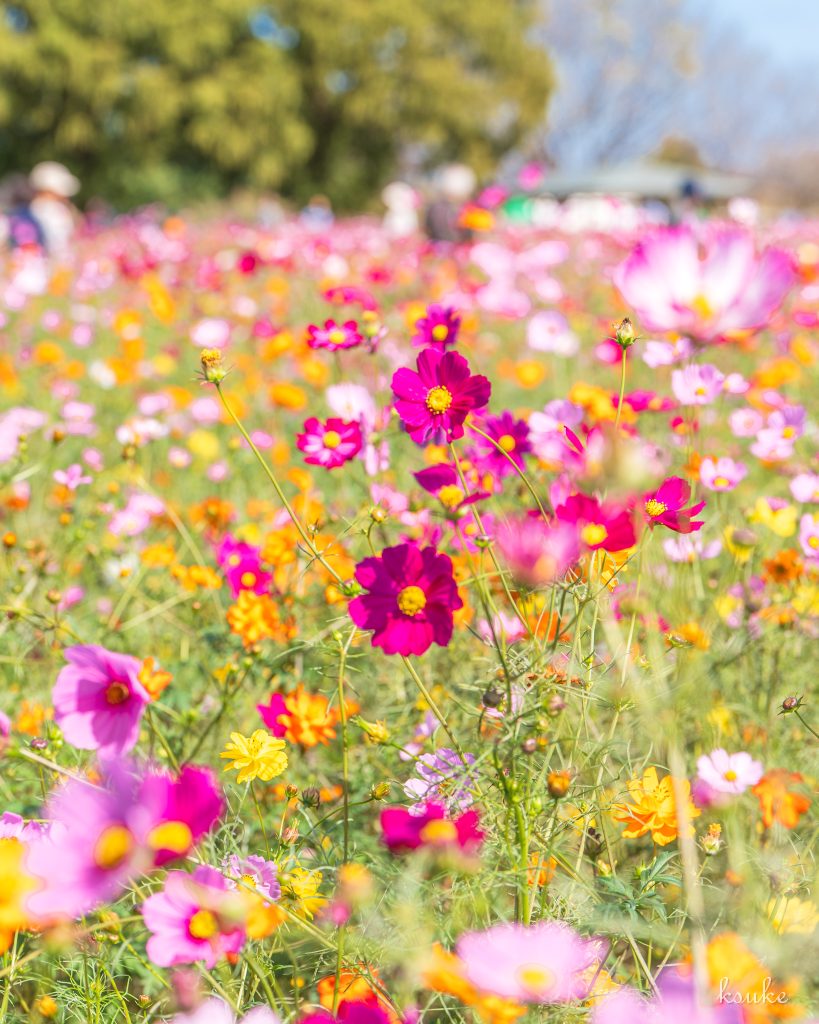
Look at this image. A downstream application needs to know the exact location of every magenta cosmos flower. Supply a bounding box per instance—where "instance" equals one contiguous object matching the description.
[142,865,247,968]
[348,542,462,656]
[52,644,150,756]
[613,225,794,339]
[380,801,483,854]
[391,348,491,444]
[412,304,461,349]
[555,493,637,553]
[306,319,363,351]
[256,692,290,737]
[296,417,362,469]
[26,763,222,919]
[217,535,271,597]
[699,457,747,492]
[456,921,603,1003]
[643,477,705,534]
[495,516,580,587]
[469,411,531,478]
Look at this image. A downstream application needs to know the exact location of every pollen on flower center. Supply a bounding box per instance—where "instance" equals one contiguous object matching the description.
[713,476,730,488]
[105,681,130,705]
[438,484,464,509]
[93,824,134,870]
[645,498,668,518]
[323,430,342,449]
[240,571,256,587]
[581,523,608,546]
[146,820,193,854]
[431,324,449,341]
[328,329,346,345]
[516,964,554,995]
[498,434,516,452]
[239,873,257,890]
[397,585,427,616]
[723,769,738,782]
[419,819,458,845]
[425,385,453,414]
[188,909,218,940]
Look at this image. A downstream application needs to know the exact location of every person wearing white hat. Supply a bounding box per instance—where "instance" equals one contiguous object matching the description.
[29,161,81,257]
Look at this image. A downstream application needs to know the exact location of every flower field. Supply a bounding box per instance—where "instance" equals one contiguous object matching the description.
[0,212,816,1023]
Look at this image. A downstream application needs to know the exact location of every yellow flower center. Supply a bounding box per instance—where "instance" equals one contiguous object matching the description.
[240,873,257,890]
[691,294,714,319]
[425,385,453,414]
[188,909,218,940]
[645,498,667,518]
[581,523,608,546]
[516,964,554,995]
[713,476,730,488]
[438,484,465,509]
[328,329,346,345]
[105,681,130,705]
[323,430,342,449]
[228,554,241,567]
[498,434,516,452]
[782,426,795,439]
[397,585,427,616]
[146,820,193,854]
[809,536,819,549]
[240,571,257,587]
[419,819,459,845]
[431,324,449,341]
[723,769,738,782]
[93,824,134,870]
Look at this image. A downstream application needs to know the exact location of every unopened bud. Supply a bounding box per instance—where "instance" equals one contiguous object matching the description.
[614,317,636,349]
[300,787,321,809]
[547,769,572,799]
[370,782,391,801]
[200,348,226,383]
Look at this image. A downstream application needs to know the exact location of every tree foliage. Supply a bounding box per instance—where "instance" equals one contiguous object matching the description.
[0,0,551,208]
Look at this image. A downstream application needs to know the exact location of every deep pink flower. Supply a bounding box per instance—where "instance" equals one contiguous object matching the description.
[614,226,794,339]
[256,692,291,737]
[555,494,637,552]
[456,921,604,1003]
[26,763,222,919]
[469,411,531,478]
[391,348,491,444]
[297,417,362,469]
[413,463,487,512]
[348,542,462,656]
[216,536,271,597]
[412,304,461,349]
[142,865,246,968]
[643,477,705,534]
[306,319,363,351]
[495,516,580,587]
[52,645,150,756]
[380,801,483,854]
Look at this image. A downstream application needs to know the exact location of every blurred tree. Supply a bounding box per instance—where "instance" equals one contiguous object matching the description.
[0,0,551,209]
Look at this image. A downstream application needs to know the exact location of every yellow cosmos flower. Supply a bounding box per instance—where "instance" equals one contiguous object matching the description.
[611,765,700,846]
[748,497,797,538]
[220,729,288,783]
[285,866,327,919]
[0,838,37,953]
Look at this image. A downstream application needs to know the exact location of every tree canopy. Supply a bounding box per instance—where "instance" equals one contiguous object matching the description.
[0,0,552,208]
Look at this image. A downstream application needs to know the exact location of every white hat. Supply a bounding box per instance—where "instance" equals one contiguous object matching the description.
[29,161,80,197]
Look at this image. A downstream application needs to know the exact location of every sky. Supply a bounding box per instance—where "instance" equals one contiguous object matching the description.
[702,0,819,68]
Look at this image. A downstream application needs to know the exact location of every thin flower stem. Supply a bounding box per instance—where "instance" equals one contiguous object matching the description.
[465,422,550,522]
[251,781,272,859]
[401,655,464,758]
[614,347,628,433]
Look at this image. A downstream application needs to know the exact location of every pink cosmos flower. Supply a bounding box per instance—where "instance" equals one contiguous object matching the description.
[216,536,272,597]
[791,473,819,503]
[671,364,725,406]
[306,319,363,351]
[555,494,637,553]
[593,968,742,1024]
[300,1004,390,1024]
[413,463,487,515]
[662,537,722,562]
[412,304,461,349]
[53,463,92,490]
[403,749,478,812]
[694,749,763,807]
[256,692,291,737]
[613,225,794,339]
[26,763,222,919]
[477,611,526,646]
[391,348,491,444]
[728,408,763,437]
[495,516,580,587]
[348,542,462,656]
[52,645,150,756]
[527,310,578,356]
[380,801,483,853]
[643,478,705,534]
[225,854,281,901]
[699,457,747,492]
[142,865,247,968]
[469,412,531,478]
[297,417,362,469]
[798,513,819,561]
[456,922,603,1003]
[170,998,279,1024]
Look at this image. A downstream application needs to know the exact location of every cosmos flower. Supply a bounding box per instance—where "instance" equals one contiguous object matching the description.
[216,536,272,598]
[169,998,279,1024]
[643,477,705,533]
[671,364,725,406]
[403,748,478,813]
[752,770,811,829]
[306,319,363,351]
[526,310,578,356]
[469,412,532,478]
[699,457,747,492]
[592,968,742,1024]
[0,837,36,954]
[391,348,491,444]
[455,921,603,1003]
[142,865,247,968]
[226,854,281,902]
[220,730,288,783]
[412,304,461,349]
[790,472,819,503]
[612,766,700,845]
[413,463,488,513]
[694,749,764,806]
[53,463,92,490]
[380,801,484,854]
[256,692,290,738]
[495,516,580,586]
[613,225,794,338]
[662,536,722,562]
[52,644,150,756]
[555,494,637,553]
[297,417,362,469]
[348,542,462,656]
[798,513,819,561]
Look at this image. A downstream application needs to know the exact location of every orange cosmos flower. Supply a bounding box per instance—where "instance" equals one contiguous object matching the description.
[752,770,811,829]
[227,592,296,647]
[611,765,700,846]
[282,685,339,748]
[138,657,172,701]
[705,932,800,1023]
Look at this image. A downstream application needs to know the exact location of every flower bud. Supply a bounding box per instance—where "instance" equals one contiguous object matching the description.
[547,769,572,799]
[614,317,636,349]
[370,781,391,801]
[200,348,226,383]
[300,787,321,809]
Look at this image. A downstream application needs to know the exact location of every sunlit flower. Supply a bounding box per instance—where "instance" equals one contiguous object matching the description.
[612,766,700,845]
[220,730,288,783]
[392,348,491,444]
[296,417,362,469]
[752,770,811,829]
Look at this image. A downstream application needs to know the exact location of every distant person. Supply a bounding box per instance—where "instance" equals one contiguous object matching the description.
[299,194,334,232]
[424,163,476,244]
[29,161,81,257]
[381,181,420,238]
[0,173,45,250]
